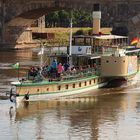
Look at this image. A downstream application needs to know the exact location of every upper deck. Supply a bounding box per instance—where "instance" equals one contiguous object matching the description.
[72,34,129,56]
[72,34,128,47]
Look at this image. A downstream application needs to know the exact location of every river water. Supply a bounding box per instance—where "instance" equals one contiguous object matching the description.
[0,49,140,140]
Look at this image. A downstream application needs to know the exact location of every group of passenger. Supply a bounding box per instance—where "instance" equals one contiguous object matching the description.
[28,59,97,81]
[28,67,40,78]
[28,59,70,80]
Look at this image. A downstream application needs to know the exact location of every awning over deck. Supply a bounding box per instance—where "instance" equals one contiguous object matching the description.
[93,35,128,40]
[73,35,128,40]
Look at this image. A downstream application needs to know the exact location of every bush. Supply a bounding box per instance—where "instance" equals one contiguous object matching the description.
[74,29,84,35]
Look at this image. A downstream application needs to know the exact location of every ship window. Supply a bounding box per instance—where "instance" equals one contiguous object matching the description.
[85,81,87,86]
[89,80,92,85]
[66,85,69,89]
[58,86,61,90]
[73,84,75,88]
[79,82,81,87]
[106,60,109,63]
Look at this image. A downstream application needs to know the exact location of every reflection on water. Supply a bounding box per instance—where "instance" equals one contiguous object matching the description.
[1,50,140,139]
[1,91,140,140]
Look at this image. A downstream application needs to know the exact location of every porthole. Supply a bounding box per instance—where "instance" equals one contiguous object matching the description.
[85,81,87,86]
[89,80,92,85]
[106,60,109,63]
[58,86,61,90]
[66,85,69,89]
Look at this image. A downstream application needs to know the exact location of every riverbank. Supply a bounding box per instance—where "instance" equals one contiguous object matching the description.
[0,27,112,50]
[32,27,92,47]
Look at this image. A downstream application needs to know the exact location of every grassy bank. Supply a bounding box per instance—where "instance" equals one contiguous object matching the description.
[32,27,92,47]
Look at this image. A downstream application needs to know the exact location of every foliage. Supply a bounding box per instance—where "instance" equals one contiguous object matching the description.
[45,9,92,28]
[74,28,92,35]
[111,26,128,36]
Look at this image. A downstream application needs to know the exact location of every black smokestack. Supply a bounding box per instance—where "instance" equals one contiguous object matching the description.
[93,3,101,11]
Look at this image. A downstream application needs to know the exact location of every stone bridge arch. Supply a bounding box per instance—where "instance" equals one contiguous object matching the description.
[1,0,99,48]
[1,0,140,48]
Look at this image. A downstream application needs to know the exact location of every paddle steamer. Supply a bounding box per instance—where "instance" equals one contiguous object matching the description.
[9,4,140,104]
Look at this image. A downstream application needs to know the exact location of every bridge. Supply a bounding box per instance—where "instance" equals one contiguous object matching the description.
[0,0,140,48]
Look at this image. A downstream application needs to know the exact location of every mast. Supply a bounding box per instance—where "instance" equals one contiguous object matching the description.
[69,16,73,66]
[40,43,44,68]
[69,18,72,56]
[40,16,44,70]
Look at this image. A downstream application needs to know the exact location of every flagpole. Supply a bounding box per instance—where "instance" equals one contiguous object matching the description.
[40,42,44,68]
[12,62,20,81]
[69,13,73,67]
[17,67,19,81]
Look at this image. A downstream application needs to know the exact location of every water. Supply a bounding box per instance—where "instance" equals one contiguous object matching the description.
[0,50,140,140]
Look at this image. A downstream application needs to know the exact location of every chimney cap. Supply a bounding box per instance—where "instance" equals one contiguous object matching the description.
[93,3,101,11]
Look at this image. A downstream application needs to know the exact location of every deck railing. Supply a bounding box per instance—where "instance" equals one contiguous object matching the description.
[27,67,101,82]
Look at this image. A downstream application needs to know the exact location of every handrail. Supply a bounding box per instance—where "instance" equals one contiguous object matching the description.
[26,67,101,82]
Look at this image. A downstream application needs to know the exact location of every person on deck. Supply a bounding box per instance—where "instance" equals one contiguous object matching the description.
[51,59,57,72]
[63,63,70,71]
[57,63,63,79]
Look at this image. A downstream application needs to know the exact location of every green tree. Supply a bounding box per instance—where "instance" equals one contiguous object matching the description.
[45,9,92,27]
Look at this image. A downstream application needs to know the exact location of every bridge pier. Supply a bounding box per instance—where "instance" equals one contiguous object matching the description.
[0,0,6,44]
[0,25,35,49]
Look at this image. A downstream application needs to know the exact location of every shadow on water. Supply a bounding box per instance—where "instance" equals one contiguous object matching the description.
[104,79,127,88]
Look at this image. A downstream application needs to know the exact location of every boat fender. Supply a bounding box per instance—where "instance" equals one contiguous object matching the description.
[24,92,29,100]
[9,88,15,102]
[10,93,14,102]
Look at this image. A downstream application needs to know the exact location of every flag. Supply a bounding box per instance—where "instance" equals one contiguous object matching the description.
[12,62,20,69]
[38,46,44,55]
[130,37,138,45]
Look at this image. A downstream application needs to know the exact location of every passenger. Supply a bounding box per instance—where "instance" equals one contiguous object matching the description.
[79,66,83,71]
[63,63,70,71]
[94,63,97,71]
[51,59,57,72]
[28,67,34,76]
[32,67,38,77]
[57,63,63,78]
[72,67,76,74]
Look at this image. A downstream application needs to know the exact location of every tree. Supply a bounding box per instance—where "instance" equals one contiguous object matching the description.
[45,9,92,28]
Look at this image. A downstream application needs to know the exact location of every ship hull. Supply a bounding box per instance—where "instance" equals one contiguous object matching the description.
[15,82,107,107]
[10,75,107,106]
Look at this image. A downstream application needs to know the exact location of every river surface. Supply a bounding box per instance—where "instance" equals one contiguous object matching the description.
[0,49,140,140]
